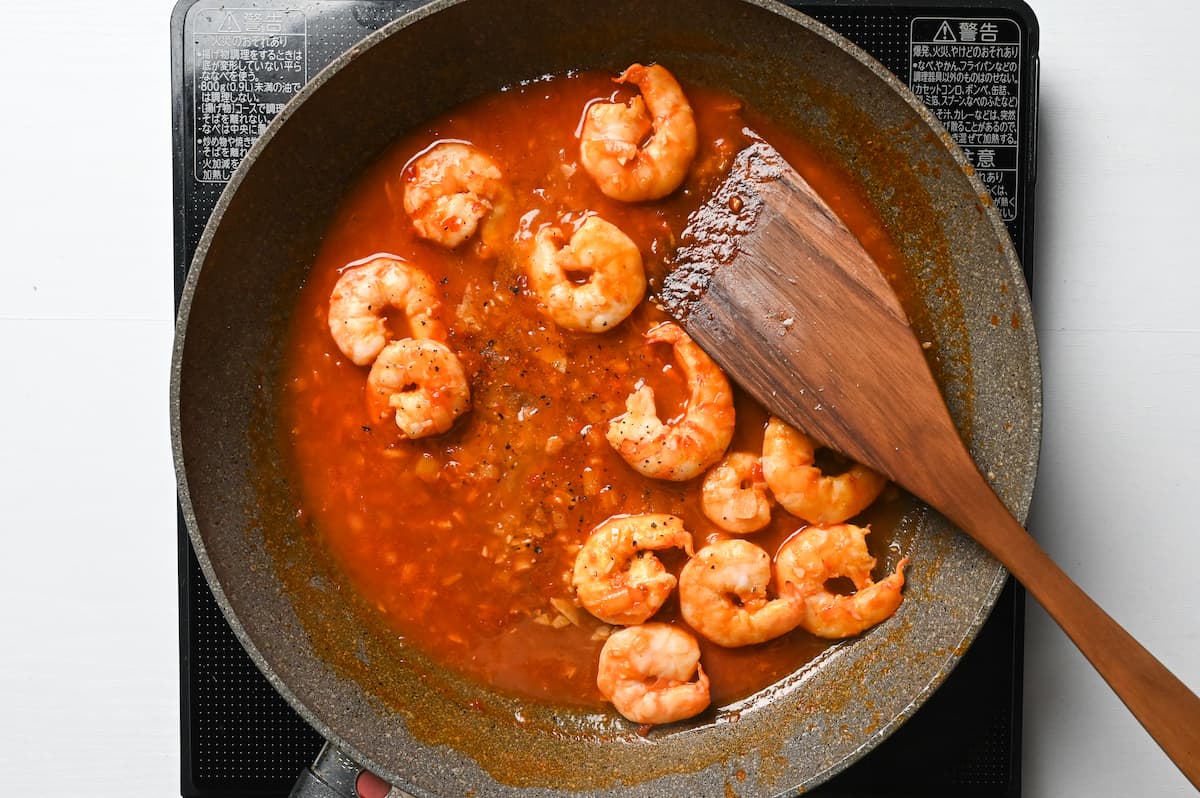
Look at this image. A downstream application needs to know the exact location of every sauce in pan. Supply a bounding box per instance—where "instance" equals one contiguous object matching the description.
[279,68,916,711]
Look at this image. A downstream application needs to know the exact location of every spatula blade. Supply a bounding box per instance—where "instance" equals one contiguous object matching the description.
[661,137,962,506]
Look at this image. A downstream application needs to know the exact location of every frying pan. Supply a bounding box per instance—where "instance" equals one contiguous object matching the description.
[170,0,1041,795]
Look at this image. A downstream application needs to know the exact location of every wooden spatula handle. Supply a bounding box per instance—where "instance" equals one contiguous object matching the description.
[946,467,1200,790]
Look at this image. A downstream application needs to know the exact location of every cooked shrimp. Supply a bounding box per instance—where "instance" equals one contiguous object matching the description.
[700,452,773,534]
[597,623,710,724]
[678,538,801,648]
[572,514,694,625]
[528,215,646,333]
[366,338,470,438]
[328,256,445,366]
[761,417,887,525]
[579,63,698,202]
[403,141,507,249]
[606,322,735,481]
[774,524,908,639]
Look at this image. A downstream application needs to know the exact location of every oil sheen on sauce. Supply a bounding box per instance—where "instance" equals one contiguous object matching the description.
[278,69,916,710]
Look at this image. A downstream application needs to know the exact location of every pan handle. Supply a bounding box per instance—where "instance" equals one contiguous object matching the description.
[290,742,418,798]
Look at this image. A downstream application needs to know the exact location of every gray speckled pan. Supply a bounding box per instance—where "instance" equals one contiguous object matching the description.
[170,0,1041,795]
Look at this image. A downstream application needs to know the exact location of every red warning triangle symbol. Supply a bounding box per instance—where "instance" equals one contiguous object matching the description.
[933,21,957,42]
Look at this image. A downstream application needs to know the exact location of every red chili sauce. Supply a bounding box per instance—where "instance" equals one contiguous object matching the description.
[279,69,913,710]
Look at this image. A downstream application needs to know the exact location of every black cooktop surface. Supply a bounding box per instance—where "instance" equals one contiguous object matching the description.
[171,2,1039,795]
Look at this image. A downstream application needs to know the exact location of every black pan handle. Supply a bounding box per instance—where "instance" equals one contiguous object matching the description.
[289,741,417,798]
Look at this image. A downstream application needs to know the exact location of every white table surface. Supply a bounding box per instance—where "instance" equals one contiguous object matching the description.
[1,0,1197,795]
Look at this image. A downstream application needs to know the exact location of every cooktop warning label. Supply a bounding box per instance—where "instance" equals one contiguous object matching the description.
[909,17,1022,221]
[190,6,308,183]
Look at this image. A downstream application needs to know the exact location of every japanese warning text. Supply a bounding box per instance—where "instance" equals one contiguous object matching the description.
[909,18,1023,221]
[191,8,308,183]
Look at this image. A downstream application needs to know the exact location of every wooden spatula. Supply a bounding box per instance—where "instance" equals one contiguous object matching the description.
[661,138,1200,788]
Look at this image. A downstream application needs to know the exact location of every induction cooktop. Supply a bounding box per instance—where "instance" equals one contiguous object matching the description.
[171,2,1039,795]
